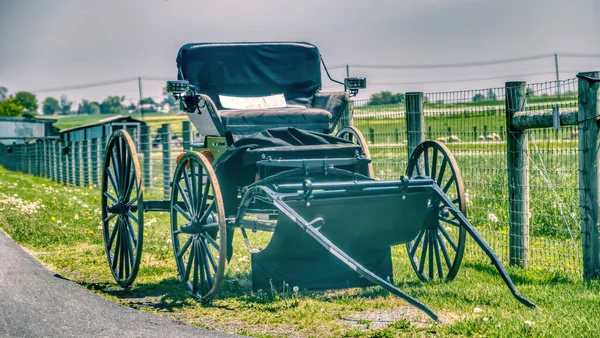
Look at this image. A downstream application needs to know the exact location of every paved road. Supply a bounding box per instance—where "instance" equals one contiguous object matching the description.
[0,230,241,338]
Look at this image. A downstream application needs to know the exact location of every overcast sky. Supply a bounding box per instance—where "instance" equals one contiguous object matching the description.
[1,0,599,107]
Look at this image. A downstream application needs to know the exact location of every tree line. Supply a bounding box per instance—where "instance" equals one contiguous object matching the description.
[0,86,177,117]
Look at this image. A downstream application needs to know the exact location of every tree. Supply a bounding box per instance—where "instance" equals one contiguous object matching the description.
[162,87,177,108]
[42,97,60,115]
[0,87,7,100]
[77,100,101,115]
[100,96,125,115]
[139,97,156,105]
[59,95,72,115]
[486,89,497,101]
[368,91,405,106]
[526,87,534,98]
[0,96,24,117]
[472,93,485,102]
[14,91,38,114]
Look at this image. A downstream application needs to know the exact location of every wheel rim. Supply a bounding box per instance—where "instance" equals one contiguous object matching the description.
[101,130,143,287]
[405,141,466,281]
[171,152,227,302]
[336,126,374,178]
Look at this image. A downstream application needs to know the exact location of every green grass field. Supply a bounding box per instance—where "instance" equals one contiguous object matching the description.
[0,158,597,337]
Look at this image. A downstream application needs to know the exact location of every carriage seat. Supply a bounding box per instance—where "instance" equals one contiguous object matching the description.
[177,42,349,136]
[218,92,346,135]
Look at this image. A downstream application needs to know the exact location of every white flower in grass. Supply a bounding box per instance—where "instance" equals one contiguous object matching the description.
[524,320,535,327]
[487,213,498,223]
[56,220,62,224]
[74,215,79,220]
[293,286,299,293]
[97,226,103,230]
[473,307,483,313]
[483,317,489,322]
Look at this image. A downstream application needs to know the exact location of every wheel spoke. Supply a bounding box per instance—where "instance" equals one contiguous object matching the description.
[112,219,121,267]
[178,236,193,258]
[198,202,215,225]
[111,145,122,193]
[125,196,138,208]
[104,212,117,223]
[409,231,425,258]
[424,147,430,177]
[189,160,198,216]
[428,230,434,278]
[199,177,211,216]
[431,148,438,180]
[442,174,456,194]
[439,226,458,251]
[184,239,194,281]
[183,163,196,216]
[123,173,135,203]
[192,240,200,294]
[125,217,138,247]
[418,230,429,274]
[106,168,119,195]
[202,235,218,272]
[104,191,118,204]
[436,230,453,270]
[433,230,443,278]
[437,158,447,185]
[203,231,220,250]
[121,148,131,196]
[126,223,135,270]
[176,182,193,213]
[200,241,213,289]
[107,218,119,251]
[440,216,460,227]
[174,204,192,222]
[123,224,130,278]
[118,221,125,279]
[126,211,139,225]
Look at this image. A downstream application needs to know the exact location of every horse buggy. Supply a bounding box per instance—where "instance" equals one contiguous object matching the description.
[100,42,534,321]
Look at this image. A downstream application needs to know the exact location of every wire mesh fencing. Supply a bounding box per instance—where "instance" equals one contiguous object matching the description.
[0,79,587,277]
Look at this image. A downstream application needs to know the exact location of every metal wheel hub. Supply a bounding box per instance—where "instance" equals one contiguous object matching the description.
[107,202,128,215]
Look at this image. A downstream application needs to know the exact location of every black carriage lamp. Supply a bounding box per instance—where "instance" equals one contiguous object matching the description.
[166,79,203,114]
[320,57,367,97]
[22,108,34,119]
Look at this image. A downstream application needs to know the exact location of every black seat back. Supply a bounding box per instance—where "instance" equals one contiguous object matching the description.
[177,42,322,109]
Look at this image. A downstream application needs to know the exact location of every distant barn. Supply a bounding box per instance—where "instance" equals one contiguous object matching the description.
[59,115,147,149]
[0,116,58,145]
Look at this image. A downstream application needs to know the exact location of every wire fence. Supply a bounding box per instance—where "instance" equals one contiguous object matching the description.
[352,79,582,276]
[0,78,586,277]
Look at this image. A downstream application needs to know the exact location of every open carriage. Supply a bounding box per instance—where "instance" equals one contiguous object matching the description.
[100,42,535,321]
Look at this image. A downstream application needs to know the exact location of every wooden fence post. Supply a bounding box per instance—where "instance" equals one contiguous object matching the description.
[577,71,600,279]
[505,81,529,267]
[182,121,192,151]
[405,92,425,160]
[141,125,152,188]
[162,124,172,199]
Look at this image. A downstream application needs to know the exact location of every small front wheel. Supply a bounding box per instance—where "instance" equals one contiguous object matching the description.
[170,152,227,303]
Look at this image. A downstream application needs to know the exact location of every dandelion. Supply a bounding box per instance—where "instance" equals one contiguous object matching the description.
[524,320,535,327]
[86,229,94,235]
[474,307,483,313]
[293,286,299,293]
[57,220,62,224]
[97,226,103,230]
[74,215,79,220]
[487,213,498,223]
[483,317,489,323]
[51,216,56,221]
[166,239,172,244]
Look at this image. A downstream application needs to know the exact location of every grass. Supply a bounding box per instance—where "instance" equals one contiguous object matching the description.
[1,165,599,337]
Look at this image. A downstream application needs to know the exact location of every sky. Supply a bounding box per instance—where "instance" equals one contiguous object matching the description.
[0,0,599,109]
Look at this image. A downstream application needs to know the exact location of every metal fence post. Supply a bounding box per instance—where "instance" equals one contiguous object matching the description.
[505,81,529,267]
[405,92,425,160]
[141,125,152,188]
[82,140,90,186]
[74,141,81,186]
[90,138,99,186]
[68,141,74,185]
[577,71,600,279]
[162,124,172,199]
[182,121,192,151]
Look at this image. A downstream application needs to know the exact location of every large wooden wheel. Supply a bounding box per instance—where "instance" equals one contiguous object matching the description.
[101,130,144,287]
[336,126,374,178]
[170,152,227,303]
[405,141,466,281]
